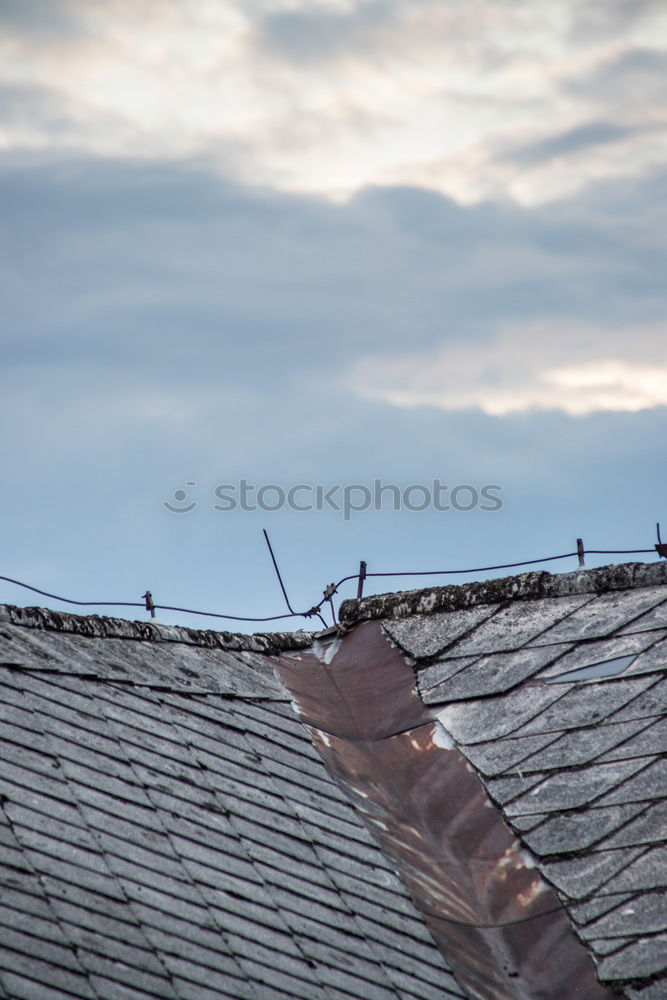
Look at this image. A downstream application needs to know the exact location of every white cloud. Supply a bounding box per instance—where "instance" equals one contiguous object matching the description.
[347,324,667,416]
[0,0,665,204]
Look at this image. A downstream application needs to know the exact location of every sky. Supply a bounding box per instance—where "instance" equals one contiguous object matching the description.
[1,0,666,630]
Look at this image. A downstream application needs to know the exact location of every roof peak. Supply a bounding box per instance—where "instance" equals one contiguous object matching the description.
[3,561,666,643]
[339,560,667,623]
[0,602,313,653]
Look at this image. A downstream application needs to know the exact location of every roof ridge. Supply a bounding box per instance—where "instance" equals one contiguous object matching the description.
[0,603,313,654]
[339,561,667,623]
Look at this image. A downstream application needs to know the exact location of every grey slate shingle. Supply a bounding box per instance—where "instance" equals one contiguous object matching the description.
[0,617,461,1000]
[375,570,667,995]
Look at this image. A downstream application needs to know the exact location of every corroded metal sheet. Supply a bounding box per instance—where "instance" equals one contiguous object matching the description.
[277,621,617,1000]
[277,620,430,741]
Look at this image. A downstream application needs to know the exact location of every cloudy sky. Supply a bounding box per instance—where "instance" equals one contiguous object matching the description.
[1,0,666,628]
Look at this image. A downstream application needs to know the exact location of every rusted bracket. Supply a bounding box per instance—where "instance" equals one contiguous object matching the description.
[142,591,156,619]
[356,560,367,599]
[656,523,667,559]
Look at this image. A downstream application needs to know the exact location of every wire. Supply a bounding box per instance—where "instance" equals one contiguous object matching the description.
[0,576,144,608]
[262,528,296,614]
[0,546,660,627]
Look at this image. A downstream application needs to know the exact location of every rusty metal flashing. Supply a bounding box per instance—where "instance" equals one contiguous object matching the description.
[339,561,667,625]
[277,621,620,1000]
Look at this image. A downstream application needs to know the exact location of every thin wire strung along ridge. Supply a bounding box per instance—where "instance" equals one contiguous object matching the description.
[0,546,659,625]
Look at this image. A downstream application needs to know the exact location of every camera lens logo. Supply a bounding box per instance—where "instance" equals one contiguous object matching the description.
[163,481,198,513]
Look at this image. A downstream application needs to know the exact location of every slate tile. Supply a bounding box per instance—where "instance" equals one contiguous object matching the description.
[597,801,667,850]
[243,733,328,781]
[0,926,86,973]
[252,857,338,898]
[58,760,147,807]
[98,699,181,740]
[256,768,349,815]
[0,885,53,922]
[607,845,667,895]
[2,790,81,828]
[625,981,667,1000]
[606,678,667,723]
[532,588,667,644]
[515,718,648,772]
[507,812,548,832]
[225,933,327,985]
[75,951,175,997]
[78,806,176,857]
[120,880,213,925]
[139,925,242,975]
[341,893,434,943]
[383,604,501,659]
[295,932,381,979]
[307,960,399,1000]
[568,890,635,926]
[41,877,144,926]
[314,845,398,889]
[541,846,646,899]
[515,676,657,737]
[189,741,264,776]
[0,702,49,736]
[502,758,647,815]
[435,683,564,743]
[204,893,294,940]
[200,769,303,822]
[175,842,261,888]
[86,975,177,1000]
[155,955,248,998]
[618,598,667,633]
[230,818,321,867]
[454,596,596,656]
[596,717,667,762]
[581,890,667,939]
[626,636,667,676]
[59,912,155,957]
[168,977,251,1000]
[597,933,667,981]
[0,743,61,778]
[322,866,414,913]
[6,805,98,854]
[425,644,574,702]
[23,851,127,901]
[76,785,163,836]
[206,788,309,843]
[167,825,247,866]
[0,955,95,1000]
[460,732,558,777]
[233,958,327,1000]
[418,656,480,698]
[227,699,310,739]
[484,772,544,803]
[586,937,629,956]
[594,757,666,806]
[367,938,460,990]
[0,906,72,954]
[40,715,124,759]
[520,802,646,855]
[535,632,658,679]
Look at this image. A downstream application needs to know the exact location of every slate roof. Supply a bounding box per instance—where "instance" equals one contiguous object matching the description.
[0,605,461,1000]
[0,560,665,1000]
[342,561,667,1000]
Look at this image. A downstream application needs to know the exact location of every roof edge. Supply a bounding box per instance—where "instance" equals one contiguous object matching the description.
[339,560,667,623]
[0,603,314,654]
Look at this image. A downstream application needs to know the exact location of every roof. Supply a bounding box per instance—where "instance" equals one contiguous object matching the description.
[0,560,665,1000]
[0,605,459,1000]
